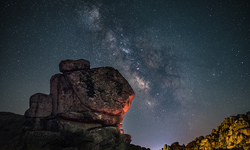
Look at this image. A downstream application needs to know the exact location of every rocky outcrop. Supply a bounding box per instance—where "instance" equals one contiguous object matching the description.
[161,144,171,150]
[25,59,134,127]
[1,59,135,150]
[160,111,250,150]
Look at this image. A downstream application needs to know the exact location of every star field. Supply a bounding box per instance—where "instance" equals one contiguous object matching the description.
[0,1,250,149]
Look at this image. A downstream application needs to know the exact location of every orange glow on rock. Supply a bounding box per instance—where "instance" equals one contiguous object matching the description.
[123,94,135,113]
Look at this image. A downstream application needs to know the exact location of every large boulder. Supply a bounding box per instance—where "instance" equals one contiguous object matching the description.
[50,64,134,126]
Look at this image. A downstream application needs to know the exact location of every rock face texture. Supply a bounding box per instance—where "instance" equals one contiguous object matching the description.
[1,59,135,150]
[25,93,52,118]
[161,111,250,150]
[49,66,134,124]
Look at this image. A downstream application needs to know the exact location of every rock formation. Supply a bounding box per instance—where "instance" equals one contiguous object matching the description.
[160,111,250,150]
[160,144,171,150]
[0,59,136,150]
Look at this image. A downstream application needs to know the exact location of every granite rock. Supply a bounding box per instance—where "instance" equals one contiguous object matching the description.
[1,59,135,150]
[49,60,134,126]
[25,93,52,118]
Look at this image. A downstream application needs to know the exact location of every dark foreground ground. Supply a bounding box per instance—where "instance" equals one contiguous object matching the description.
[0,112,150,150]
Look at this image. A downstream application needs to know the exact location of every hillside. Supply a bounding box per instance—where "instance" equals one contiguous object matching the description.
[161,111,250,150]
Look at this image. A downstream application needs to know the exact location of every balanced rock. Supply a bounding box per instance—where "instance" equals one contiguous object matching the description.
[19,59,135,150]
[25,59,134,127]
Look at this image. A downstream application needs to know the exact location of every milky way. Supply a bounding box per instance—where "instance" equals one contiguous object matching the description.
[0,1,250,149]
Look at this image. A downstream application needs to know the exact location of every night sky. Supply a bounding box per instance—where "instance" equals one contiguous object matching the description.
[1,0,250,149]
